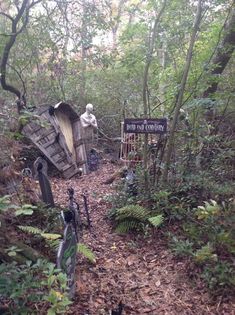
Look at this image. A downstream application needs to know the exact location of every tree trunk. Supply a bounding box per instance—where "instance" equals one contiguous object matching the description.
[162,0,203,183]
[203,6,235,97]
[142,0,167,191]
[0,0,30,110]
[79,0,88,107]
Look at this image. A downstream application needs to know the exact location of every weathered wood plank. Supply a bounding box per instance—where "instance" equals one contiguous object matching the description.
[22,103,82,179]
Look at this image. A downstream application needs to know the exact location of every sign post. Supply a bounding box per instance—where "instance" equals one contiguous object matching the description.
[124,118,167,134]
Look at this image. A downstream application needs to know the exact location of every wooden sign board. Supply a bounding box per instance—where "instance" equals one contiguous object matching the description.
[124,118,167,134]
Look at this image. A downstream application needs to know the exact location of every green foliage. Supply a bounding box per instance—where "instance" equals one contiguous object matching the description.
[1,196,38,217]
[112,204,164,234]
[15,202,62,232]
[5,246,22,257]
[18,225,62,252]
[148,214,164,227]
[78,243,96,264]
[15,204,37,216]
[114,204,149,234]
[115,220,144,234]
[193,244,218,264]
[0,259,71,314]
[170,236,194,258]
[18,225,43,235]
[106,181,138,220]
[42,262,72,314]
[115,205,150,222]
[170,199,235,293]
[1,0,234,302]
[41,233,62,240]
[18,111,48,128]
[196,199,220,220]
[0,195,11,212]
[18,225,96,263]
[202,262,235,292]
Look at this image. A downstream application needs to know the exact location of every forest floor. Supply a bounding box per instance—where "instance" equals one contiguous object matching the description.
[51,160,234,315]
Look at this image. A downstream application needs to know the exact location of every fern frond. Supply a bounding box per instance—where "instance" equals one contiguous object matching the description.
[41,233,61,240]
[78,243,96,264]
[115,205,149,222]
[18,225,43,235]
[45,239,60,251]
[115,219,143,234]
[148,214,164,227]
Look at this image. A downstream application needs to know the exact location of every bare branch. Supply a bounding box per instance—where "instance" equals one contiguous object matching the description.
[28,0,43,10]
[7,63,27,97]
[0,12,14,22]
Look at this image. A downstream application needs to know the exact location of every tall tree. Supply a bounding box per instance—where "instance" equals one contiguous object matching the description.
[203,4,235,97]
[0,0,41,112]
[142,0,167,190]
[162,0,203,182]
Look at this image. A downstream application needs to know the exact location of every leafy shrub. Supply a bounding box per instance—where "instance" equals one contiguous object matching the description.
[0,259,71,314]
[170,199,235,294]
[202,262,235,292]
[18,225,62,252]
[195,199,219,220]
[193,244,218,264]
[170,236,194,257]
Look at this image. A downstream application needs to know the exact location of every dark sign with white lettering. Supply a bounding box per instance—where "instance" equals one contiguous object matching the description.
[124,118,167,134]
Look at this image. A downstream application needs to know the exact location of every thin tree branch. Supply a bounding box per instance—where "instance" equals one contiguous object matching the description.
[0,12,14,22]
[163,0,203,182]
[7,63,27,97]
[142,0,168,191]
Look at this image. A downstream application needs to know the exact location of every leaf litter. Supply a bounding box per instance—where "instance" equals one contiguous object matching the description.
[51,161,235,315]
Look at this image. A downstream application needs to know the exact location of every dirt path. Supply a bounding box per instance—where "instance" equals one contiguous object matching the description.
[52,161,234,315]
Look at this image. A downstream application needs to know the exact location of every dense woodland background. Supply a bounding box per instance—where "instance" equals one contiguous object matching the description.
[0,0,234,314]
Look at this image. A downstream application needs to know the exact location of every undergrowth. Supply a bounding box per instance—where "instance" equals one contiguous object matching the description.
[0,195,96,314]
[108,164,235,295]
[0,259,71,315]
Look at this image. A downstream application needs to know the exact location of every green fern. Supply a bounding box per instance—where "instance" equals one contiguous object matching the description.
[194,244,218,264]
[115,205,150,222]
[18,226,61,251]
[115,220,143,234]
[45,239,60,251]
[41,233,61,240]
[112,204,164,234]
[148,214,164,227]
[78,243,96,264]
[18,225,43,235]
